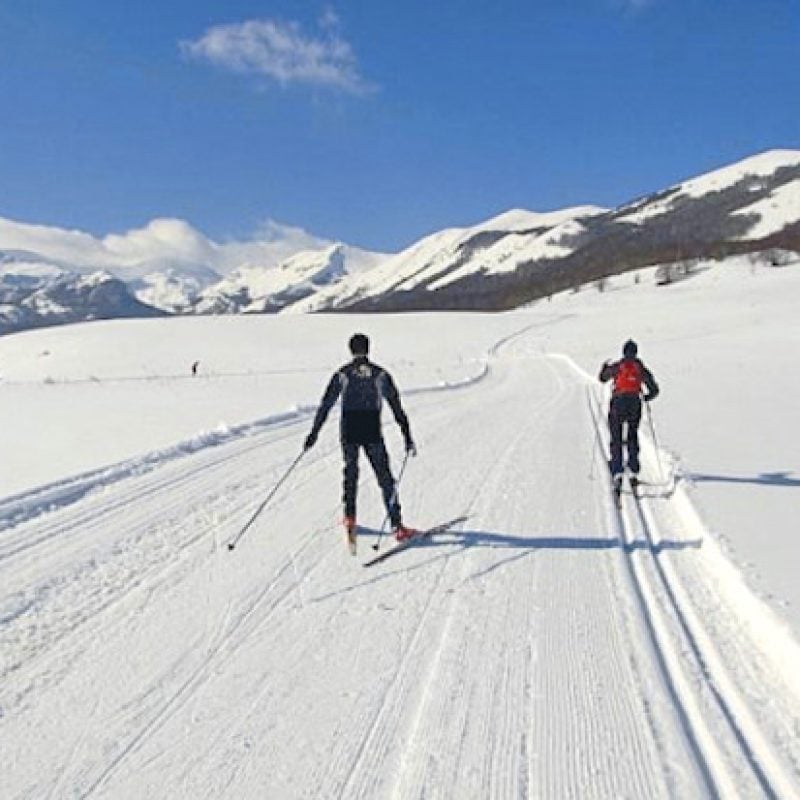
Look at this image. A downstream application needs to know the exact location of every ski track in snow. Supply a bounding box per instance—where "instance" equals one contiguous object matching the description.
[1,323,799,799]
[588,388,800,799]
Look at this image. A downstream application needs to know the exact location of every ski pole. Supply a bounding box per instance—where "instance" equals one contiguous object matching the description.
[589,417,601,480]
[587,389,603,480]
[372,451,411,552]
[227,451,305,551]
[642,396,665,483]
[587,385,608,480]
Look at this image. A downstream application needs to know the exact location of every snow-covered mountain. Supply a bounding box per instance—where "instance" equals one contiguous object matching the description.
[285,149,800,313]
[129,264,223,313]
[1,149,798,330]
[615,150,800,230]
[0,219,388,329]
[0,264,164,336]
[284,206,607,313]
[191,243,386,314]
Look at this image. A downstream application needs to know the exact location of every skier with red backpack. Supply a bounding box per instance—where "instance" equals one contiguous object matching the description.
[599,339,659,494]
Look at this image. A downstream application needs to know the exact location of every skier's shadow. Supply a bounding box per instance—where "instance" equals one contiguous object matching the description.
[405,529,703,582]
[424,529,702,557]
[356,526,702,559]
[310,528,702,604]
[690,470,800,488]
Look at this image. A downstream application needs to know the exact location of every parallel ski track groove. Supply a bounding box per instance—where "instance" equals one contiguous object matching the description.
[4,430,347,796]
[77,511,341,799]
[354,360,565,799]
[589,389,796,798]
[392,417,547,797]
[1,439,342,694]
[0,424,336,563]
[171,519,362,796]
[632,494,797,798]
[587,390,724,795]
[334,515,468,798]
[614,498,729,798]
[336,363,555,798]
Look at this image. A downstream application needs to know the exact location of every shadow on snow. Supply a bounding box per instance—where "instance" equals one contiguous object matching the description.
[689,470,800,489]
[309,526,702,604]
[356,526,702,556]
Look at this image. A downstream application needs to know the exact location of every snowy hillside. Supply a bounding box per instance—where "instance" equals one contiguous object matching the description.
[0,266,164,335]
[193,244,385,314]
[285,206,607,313]
[286,150,800,313]
[616,150,800,227]
[130,264,222,312]
[1,253,799,798]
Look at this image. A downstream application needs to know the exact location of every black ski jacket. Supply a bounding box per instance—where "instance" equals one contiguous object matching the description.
[309,356,412,445]
[599,357,660,401]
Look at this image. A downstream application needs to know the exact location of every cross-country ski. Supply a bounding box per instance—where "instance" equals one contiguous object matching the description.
[362,515,470,567]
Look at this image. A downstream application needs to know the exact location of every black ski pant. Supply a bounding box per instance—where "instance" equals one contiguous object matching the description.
[608,394,642,476]
[342,439,401,527]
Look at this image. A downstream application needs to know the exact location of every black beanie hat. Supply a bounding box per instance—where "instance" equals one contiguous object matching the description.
[349,333,369,355]
[623,339,638,358]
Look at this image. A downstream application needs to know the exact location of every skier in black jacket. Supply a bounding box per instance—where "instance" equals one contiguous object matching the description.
[304,333,417,545]
[599,339,659,489]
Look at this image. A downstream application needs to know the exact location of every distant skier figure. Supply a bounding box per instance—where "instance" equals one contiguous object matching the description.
[304,333,417,549]
[599,339,659,493]
[191,360,200,377]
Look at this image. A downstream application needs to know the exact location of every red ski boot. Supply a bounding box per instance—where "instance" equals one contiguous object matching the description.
[343,516,357,555]
[394,524,418,543]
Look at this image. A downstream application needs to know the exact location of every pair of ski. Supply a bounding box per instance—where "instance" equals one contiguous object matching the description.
[352,515,468,567]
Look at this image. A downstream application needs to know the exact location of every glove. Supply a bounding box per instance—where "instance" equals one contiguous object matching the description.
[642,393,654,403]
[304,432,317,450]
[405,436,417,456]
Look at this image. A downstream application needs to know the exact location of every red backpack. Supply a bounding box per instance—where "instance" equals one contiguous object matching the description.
[614,359,642,395]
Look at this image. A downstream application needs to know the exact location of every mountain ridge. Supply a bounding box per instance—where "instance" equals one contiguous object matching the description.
[1,149,798,332]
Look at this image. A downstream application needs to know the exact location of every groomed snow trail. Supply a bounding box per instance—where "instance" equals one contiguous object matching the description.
[2,328,799,799]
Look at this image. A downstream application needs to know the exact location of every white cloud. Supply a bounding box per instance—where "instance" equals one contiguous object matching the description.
[180,16,374,95]
[0,215,335,278]
[103,219,217,266]
[215,220,335,273]
[0,217,109,268]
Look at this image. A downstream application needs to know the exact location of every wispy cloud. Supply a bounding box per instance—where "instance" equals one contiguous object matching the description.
[0,215,334,277]
[180,14,374,95]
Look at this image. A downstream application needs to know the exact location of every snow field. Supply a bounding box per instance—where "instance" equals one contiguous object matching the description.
[1,256,800,798]
[0,313,514,496]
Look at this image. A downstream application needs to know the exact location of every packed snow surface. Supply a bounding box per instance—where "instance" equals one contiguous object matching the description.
[1,255,800,798]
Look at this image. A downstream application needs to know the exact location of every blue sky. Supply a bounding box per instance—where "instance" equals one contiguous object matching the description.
[1,0,798,252]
